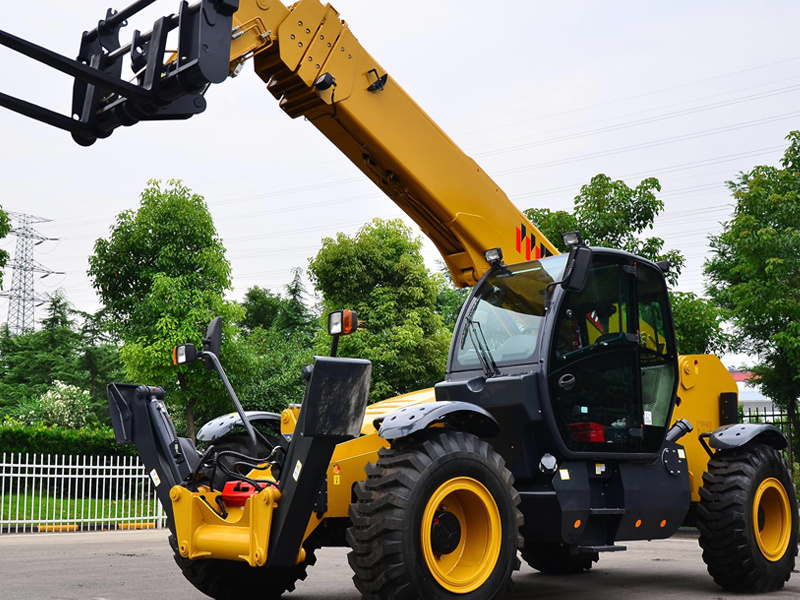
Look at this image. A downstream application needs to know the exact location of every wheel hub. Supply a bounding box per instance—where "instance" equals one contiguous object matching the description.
[430,511,461,555]
[420,476,502,593]
[752,477,792,562]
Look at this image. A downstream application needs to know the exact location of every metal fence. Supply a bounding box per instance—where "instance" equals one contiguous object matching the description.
[0,453,165,534]
[740,406,789,427]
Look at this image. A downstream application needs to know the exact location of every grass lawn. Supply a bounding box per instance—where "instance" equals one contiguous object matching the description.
[1,493,161,529]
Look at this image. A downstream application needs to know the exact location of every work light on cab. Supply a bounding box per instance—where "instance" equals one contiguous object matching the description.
[328,309,358,336]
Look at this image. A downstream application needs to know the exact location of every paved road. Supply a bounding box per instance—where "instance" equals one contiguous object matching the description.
[0,530,798,599]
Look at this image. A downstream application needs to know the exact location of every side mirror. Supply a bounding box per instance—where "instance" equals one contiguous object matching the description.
[561,246,592,293]
[328,310,358,336]
[202,317,222,371]
[173,343,198,365]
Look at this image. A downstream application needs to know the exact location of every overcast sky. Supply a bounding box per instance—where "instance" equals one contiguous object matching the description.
[1,1,799,345]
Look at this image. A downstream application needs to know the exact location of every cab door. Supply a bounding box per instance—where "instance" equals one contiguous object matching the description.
[547,254,678,455]
[548,255,640,453]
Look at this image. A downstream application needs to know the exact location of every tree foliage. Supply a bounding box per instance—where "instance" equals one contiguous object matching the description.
[668,291,727,355]
[308,219,450,402]
[0,206,10,288]
[88,180,248,438]
[0,292,122,423]
[434,261,469,332]
[522,173,730,354]
[238,327,314,413]
[241,286,283,332]
[525,174,685,284]
[706,132,800,431]
[237,269,317,414]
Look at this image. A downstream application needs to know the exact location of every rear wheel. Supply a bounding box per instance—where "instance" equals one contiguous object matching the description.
[697,442,798,592]
[347,430,522,600]
[170,535,317,600]
[521,542,597,574]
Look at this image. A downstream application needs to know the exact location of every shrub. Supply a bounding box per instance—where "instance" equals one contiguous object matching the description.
[0,419,135,457]
[16,381,96,429]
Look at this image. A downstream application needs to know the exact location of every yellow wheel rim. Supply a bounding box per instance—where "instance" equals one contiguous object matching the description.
[752,477,792,562]
[420,477,502,593]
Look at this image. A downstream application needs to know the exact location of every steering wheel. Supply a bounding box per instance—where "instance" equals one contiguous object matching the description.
[595,333,621,345]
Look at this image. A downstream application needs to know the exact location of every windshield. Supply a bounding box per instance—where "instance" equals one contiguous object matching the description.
[453,254,569,372]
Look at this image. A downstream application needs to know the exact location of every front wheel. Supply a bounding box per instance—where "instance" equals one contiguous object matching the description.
[347,430,522,600]
[697,442,798,592]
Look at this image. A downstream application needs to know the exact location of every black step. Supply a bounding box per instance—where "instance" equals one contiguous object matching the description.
[588,507,626,515]
[578,545,627,553]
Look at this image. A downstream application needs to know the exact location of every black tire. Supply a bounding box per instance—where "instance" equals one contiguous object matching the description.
[521,542,597,574]
[171,433,316,600]
[170,534,318,600]
[697,442,798,592]
[347,430,523,600]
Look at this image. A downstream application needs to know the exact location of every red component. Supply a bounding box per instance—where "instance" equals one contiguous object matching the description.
[568,422,605,443]
[221,480,262,507]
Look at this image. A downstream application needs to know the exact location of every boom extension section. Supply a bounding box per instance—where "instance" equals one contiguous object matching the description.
[0,0,557,287]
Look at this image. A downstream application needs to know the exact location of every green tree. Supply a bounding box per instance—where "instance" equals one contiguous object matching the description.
[0,293,122,423]
[272,267,316,336]
[522,174,727,354]
[525,174,685,284]
[237,269,318,414]
[74,309,125,422]
[308,219,451,402]
[241,286,283,332]
[0,293,83,409]
[88,180,249,439]
[239,327,314,413]
[706,131,800,453]
[0,207,10,288]
[434,261,469,332]
[668,291,727,355]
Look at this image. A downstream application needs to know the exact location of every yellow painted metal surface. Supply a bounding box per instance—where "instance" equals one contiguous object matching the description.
[752,477,793,562]
[361,388,437,435]
[230,0,558,288]
[671,354,738,503]
[171,485,280,567]
[420,477,502,593]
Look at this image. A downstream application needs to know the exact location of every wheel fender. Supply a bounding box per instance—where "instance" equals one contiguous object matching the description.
[706,423,787,452]
[197,410,282,442]
[377,401,500,441]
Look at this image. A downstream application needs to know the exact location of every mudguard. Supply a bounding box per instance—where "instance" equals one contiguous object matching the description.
[197,411,282,442]
[705,423,787,451]
[377,401,500,440]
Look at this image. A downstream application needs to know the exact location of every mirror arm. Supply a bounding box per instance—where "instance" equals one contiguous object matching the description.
[544,281,559,312]
[198,350,258,452]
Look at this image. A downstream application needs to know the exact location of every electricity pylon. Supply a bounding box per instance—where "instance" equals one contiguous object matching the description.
[0,212,61,335]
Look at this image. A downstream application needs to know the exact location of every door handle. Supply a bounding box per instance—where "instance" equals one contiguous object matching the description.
[558,373,576,392]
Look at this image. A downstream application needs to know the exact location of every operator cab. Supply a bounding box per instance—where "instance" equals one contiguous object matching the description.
[444,248,678,467]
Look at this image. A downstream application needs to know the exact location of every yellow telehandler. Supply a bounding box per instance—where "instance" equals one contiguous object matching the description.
[0,1,795,598]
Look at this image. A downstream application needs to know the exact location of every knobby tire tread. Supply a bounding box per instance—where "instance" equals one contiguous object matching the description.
[697,442,798,593]
[346,430,522,600]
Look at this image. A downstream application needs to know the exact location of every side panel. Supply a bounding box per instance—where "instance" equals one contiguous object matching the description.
[435,372,547,482]
[671,354,738,502]
[520,446,689,547]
